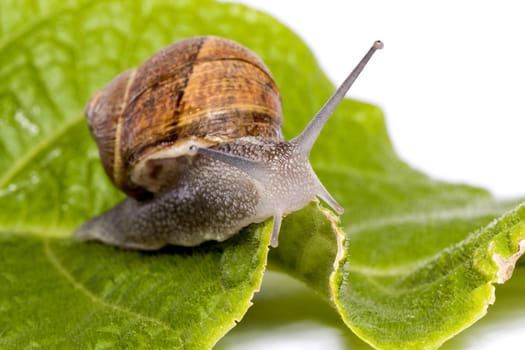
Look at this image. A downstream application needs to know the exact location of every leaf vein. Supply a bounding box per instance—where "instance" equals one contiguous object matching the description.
[0,116,80,189]
[42,237,177,335]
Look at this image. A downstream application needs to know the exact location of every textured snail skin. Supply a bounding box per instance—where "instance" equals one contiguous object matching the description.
[75,137,324,250]
[74,148,259,249]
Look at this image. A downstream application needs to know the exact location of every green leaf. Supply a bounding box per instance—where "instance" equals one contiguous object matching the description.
[1,0,524,349]
[0,225,271,349]
[334,202,525,350]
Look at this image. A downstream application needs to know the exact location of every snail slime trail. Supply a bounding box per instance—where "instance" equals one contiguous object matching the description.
[75,37,382,250]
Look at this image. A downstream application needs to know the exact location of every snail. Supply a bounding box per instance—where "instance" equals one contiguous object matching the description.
[75,36,382,250]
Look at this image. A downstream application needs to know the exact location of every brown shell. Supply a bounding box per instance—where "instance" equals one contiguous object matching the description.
[86,36,283,200]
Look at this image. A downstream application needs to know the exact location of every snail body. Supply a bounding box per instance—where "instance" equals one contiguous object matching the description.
[75,36,382,250]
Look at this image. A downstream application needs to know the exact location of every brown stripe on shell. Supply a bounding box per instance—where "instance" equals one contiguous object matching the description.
[113,68,138,189]
[85,68,137,192]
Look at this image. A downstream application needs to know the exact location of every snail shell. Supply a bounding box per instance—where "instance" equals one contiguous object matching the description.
[86,36,282,200]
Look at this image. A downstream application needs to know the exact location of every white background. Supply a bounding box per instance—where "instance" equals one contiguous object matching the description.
[225,1,525,349]
[233,0,524,198]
